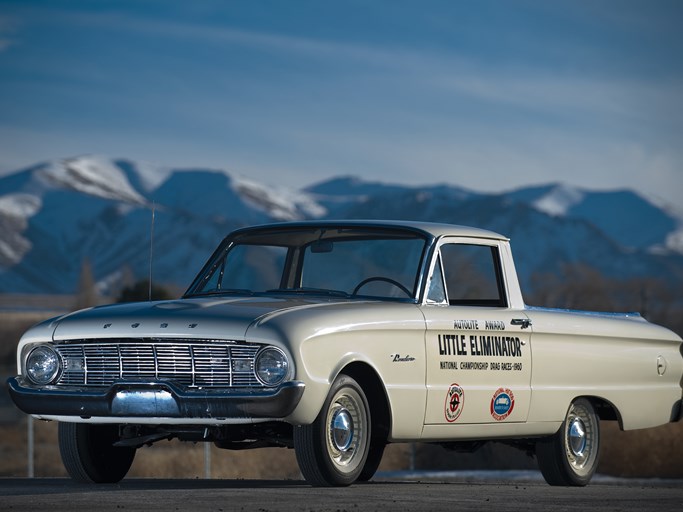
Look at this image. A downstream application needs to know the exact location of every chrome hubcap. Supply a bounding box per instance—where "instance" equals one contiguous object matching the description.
[568,417,587,457]
[331,408,354,451]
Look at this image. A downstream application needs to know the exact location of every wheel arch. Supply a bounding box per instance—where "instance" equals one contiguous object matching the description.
[581,395,624,429]
[338,361,392,443]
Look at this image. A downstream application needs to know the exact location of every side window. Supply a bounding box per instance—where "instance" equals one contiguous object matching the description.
[440,244,506,307]
[426,255,447,304]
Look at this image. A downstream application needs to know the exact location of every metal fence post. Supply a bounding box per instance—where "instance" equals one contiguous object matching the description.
[28,415,34,478]
[204,442,211,479]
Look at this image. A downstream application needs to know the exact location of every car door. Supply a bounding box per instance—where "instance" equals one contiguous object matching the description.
[420,237,532,425]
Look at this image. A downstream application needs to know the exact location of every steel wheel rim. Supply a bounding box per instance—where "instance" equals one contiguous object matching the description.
[564,403,596,475]
[325,388,368,473]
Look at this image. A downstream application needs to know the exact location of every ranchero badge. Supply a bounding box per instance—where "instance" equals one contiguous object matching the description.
[490,387,515,421]
[391,353,416,362]
[444,383,464,422]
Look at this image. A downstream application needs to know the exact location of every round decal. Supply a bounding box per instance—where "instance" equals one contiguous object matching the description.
[490,387,515,421]
[444,383,465,423]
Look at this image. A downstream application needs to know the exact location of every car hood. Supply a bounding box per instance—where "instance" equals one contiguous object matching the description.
[51,296,336,341]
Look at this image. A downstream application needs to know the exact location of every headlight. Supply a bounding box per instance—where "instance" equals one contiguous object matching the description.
[26,345,61,385]
[255,347,289,386]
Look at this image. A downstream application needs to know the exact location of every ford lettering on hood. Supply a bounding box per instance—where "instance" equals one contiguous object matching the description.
[50,296,339,341]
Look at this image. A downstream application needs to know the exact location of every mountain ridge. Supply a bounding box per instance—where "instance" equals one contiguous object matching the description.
[0,155,681,295]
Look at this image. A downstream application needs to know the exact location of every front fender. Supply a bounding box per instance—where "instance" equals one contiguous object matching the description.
[247,301,427,434]
[295,335,427,440]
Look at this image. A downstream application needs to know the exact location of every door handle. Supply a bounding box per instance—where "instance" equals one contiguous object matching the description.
[511,318,532,329]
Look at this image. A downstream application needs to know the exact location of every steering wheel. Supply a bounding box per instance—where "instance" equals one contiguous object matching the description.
[352,277,412,297]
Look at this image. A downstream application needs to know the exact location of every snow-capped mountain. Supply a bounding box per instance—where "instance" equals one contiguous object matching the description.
[502,183,680,253]
[0,156,323,294]
[0,155,681,295]
[307,179,683,255]
[308,179,683,284]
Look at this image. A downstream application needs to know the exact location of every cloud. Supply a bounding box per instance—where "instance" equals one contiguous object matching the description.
[3,3,681,210]
[0,15,17,52]
[26,7,681,129]
[31,6,440,73]
[134,16,680,135]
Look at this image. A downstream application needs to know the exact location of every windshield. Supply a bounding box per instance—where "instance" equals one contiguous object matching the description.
[185,226,429,301]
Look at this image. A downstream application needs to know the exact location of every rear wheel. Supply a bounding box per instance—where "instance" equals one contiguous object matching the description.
[58,423,136,483]
[536,398,600,486]
[294,374,371,486]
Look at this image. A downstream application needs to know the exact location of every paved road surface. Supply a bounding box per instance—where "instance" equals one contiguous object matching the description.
[1,473,682,512]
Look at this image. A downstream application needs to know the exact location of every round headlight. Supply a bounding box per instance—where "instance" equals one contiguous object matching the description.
[255,347,289,386]
[26,345,61,385]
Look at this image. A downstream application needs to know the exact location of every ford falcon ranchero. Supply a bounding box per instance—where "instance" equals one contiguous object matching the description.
[8,220,683,486]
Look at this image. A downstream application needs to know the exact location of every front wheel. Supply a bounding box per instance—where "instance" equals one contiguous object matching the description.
[59,423,136,483]
[294,374,371,486]
[357,441,386,482]
[536,398,600,486]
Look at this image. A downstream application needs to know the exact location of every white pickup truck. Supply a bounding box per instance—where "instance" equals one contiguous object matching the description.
[8,220,683,486]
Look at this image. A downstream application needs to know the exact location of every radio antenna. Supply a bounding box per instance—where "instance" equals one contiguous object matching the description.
[149,201,155,301]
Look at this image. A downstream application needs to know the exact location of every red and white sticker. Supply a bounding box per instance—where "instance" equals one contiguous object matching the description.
[444,383,465,422]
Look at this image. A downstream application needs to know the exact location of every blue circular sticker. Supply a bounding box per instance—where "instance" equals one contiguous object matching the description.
[490,387,515,421]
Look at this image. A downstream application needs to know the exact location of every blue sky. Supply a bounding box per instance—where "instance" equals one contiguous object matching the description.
[0,0,681,205]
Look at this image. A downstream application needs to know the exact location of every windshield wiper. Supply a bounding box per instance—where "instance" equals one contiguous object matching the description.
[187,288,254,297]
[265,288,351,298]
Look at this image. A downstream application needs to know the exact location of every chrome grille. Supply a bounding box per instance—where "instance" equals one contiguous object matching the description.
[54,340,261,388]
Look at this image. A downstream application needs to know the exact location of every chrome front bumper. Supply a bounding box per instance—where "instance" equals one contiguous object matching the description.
[7,377,305,420]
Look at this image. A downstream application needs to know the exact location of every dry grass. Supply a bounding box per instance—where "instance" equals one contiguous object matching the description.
[0,418,413,479]
[598,421,683,478]
[2,418,682,480]
[0,419,67,477]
